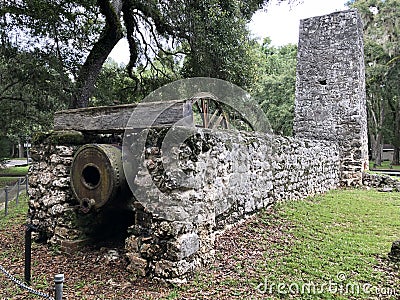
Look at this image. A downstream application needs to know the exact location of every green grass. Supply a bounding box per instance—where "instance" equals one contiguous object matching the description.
[0,194,28,227]
[253,189,400,299]
[0,194,29,299]
[0,165,28,188]
[175,189,400,299]
[0,166,29,177]
[370,160,400,170]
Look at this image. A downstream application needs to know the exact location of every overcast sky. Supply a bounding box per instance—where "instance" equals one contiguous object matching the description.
[109,0,349,64]
[249,0,348,45]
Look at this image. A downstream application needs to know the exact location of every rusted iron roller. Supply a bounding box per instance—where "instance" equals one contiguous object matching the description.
[71,144,126,213]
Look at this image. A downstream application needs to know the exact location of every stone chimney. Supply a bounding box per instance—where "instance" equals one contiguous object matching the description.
[294,10,369,186]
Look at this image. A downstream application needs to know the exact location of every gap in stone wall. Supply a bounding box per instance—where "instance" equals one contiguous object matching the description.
[97,208,135,245]
[79,206,135,248]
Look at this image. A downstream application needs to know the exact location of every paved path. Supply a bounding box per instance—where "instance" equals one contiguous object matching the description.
[4,159,31,168]
[374,171,400,177]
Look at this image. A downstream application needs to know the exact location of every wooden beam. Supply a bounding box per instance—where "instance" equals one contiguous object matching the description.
[54,99,194,133]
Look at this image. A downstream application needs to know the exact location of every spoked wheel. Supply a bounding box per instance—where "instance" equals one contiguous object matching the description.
[191,93,229,129]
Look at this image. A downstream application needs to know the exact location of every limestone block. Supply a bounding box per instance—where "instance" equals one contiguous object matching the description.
[126,253,147,276]
[168,233,200,261]
[52,164,69,176]
[50,204,67,216]
[55,145,74,156]
[154,259,193,278]
[37,172,54,186]
[125,236,141,252]
[153,221,194,238]
[52,177,70,188]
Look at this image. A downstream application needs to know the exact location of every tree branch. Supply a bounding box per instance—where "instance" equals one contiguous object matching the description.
[122,0,139,83]
[71,0,123,108]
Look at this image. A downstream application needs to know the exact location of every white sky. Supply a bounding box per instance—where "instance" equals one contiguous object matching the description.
[249,0,348,45]
[109,0,349,64]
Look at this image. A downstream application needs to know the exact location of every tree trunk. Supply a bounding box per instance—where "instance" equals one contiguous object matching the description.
[372,133,383,166]
[71,0,123,108]
[370,134,377,161]
[368,97,385,167]
[18,139,24,158]
[393,147,399,165]
[392,101,400,165]
[10,143,15,158]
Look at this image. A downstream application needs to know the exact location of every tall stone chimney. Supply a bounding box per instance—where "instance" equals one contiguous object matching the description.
[294,10,369,186]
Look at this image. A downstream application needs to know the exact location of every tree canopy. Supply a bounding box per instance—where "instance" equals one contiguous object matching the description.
[0,44,70,142]
[256,39,297,136]
[0,0,283,109]
[2,0,301,154]
[349,0,400,165]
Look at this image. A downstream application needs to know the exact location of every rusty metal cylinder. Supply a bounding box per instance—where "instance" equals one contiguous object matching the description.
[71,144,125,212]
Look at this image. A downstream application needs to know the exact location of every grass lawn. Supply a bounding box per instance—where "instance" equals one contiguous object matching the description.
[370,160,400,170]
[180,189,400,299]
[0,189,399,299]
[0,165,28,188]
[0,194,28,227]
[0,166,29,177]
[248,189,400,299]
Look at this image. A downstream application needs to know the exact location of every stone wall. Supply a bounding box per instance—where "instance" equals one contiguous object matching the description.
[29,128,340,282]
[294,10,369,186]
[28,131,124,247]
[29,143,78,243]
[125,128,340,282]
[362,172,400,191]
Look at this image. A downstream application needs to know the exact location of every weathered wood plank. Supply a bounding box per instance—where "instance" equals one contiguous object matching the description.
[54,100,194,133]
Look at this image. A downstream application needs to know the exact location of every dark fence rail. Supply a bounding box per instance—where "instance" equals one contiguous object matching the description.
[0,175,28,216]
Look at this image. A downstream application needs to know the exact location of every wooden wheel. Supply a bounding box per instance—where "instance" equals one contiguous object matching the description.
[191,93,229,129]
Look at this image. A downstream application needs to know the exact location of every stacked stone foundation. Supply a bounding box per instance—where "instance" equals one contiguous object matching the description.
[29,128,340,282]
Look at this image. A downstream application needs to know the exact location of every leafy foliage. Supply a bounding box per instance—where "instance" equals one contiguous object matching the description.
[256,39,297,136]
[91,52,183,106]
[90,59,138,106]
[2,0,276,108]
[0,136,12,162]
[0,46,70,139]
[181,0,266,91]
[349,0,400,164]
[0,0,101,73]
